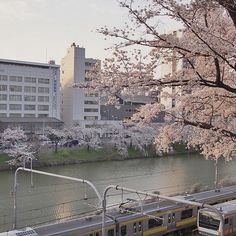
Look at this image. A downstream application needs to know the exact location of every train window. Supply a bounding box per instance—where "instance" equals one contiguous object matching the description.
[181,209,193,220]
[107,229,114,236]
[168,214,171,223]
[172,213,176,222]
[120,225,127,236]
[148,217,163,229]
[95,233,99,236]
[224,218,229,224]
[133,222,137,233]
[138,222,142,232]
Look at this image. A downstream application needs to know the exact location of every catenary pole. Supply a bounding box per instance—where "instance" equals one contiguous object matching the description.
[13,167,102,229]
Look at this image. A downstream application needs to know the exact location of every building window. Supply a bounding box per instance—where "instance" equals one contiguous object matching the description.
[24,77,36,83]
[38,105,49,111]
[85,62,94,67]
[85,92,98,97]
[24,86,36,93]
[84,116,98,120]
[0,75,8,81]
[9,85,22,92]
[0,104,7,110]
[38,114,48,117]
[24,95,36,102]
[84,108,98,112]
[38,78,50,84]
[172,99,176,108]
[148,218,163,229]
[38,87,50,93]
[9,76,22,82]
[24,114,35,118]
[38,96,49,102]
[9,95,22,101]
[9,113,21,117]
[0,113,7,117]
[124,101,131,105]
[84,100,98,105]
[0,94,7,101]
[0,85,7,91]
[9,104,22,110]
[24,105,35,111]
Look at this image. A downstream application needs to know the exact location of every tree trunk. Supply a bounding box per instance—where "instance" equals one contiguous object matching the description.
[214,159,219,190]
[55,142,58,153]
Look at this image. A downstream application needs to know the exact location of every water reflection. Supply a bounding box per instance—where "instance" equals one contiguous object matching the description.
[0,154,235,231]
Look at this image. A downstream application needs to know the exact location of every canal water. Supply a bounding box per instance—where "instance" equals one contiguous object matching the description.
[0,154,236,232]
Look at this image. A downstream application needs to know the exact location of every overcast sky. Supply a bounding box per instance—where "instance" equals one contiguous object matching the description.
[0,0,179,65]
[0,0,130,64]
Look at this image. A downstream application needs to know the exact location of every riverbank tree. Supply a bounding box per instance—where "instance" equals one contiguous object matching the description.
[82,0,236,164]
[64,126,103,151]
[44,127,65,153]
[103,124,158,157]
[0,128,34,166]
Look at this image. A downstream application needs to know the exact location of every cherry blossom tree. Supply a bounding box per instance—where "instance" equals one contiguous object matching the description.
[1,127,27,148]
[5,144,34,167]
[84,0,236,160]
[103,124,157,157]
[79,0,236,187]
[44,127,65,153]
[64,126,102,151]
[1,128,34,166]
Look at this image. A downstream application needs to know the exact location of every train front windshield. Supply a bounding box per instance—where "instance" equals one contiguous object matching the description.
[198,210,220,233]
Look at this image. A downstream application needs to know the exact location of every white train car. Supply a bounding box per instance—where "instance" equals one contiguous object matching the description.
[0,227,38,236]
[198,199,236,236]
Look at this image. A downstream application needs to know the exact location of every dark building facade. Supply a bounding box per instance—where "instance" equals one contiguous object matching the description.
[101,95,165,122]
[0,117,63,134]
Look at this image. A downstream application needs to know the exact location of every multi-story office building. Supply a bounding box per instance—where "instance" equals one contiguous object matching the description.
[61,43,100,127]
[101,95,164,121]
[0,58,61,133]
[157,30,183,110]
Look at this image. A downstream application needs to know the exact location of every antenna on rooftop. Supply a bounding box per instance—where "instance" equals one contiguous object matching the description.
[45,48,48,63]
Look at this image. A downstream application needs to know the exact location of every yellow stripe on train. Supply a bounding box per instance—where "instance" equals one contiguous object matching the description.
[143,226,168,236]
[176,217,196,227]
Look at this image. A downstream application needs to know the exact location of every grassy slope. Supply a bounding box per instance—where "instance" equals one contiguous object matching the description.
[0,153,10,165]
[36,147,143,165]
[0,143,194,168]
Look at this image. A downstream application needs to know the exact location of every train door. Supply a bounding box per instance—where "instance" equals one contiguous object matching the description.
[132,221,143,236]
[167,213,176,231]
[228,218,233,235]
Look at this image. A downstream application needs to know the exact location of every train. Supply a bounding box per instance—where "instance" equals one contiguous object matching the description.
[2,185,236,236]
[198,199,236,236]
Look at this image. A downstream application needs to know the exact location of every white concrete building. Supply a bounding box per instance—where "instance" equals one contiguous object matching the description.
[157,30,183,110]
[0,58,60,119]
[61,43,100,127]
